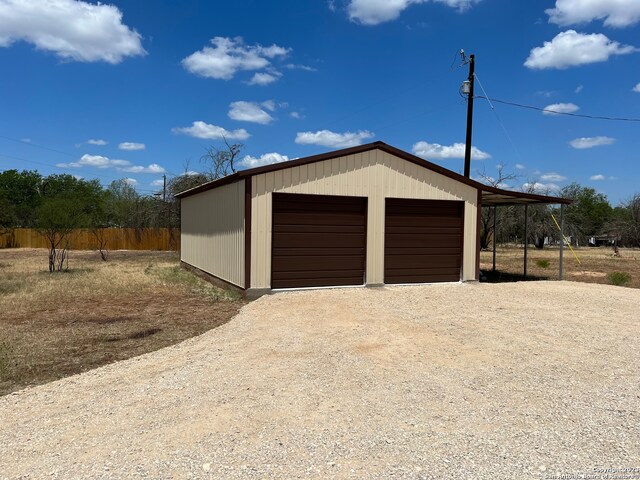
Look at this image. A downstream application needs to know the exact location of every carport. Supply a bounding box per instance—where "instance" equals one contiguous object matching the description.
[480,185,572,280]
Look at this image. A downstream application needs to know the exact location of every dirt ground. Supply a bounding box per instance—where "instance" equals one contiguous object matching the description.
[0,282,638,479]
[0,249,245,395]
[480,246,640,289]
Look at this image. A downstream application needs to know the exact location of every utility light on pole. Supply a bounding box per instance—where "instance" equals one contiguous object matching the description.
[460,53,475,178]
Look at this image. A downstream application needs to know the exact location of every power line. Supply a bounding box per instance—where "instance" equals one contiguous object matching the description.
[474,96,640,122]
[473,73,524,163]
[0,134,78,158]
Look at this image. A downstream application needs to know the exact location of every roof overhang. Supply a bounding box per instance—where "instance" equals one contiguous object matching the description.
[480,184,570,206]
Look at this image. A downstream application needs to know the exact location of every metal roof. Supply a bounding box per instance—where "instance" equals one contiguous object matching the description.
[176,141,571,206]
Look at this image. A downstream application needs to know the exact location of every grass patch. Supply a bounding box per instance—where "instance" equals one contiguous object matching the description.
[0,343,10,381]
[481,246,640,289]
[0,249,246,396]
[145,264,241,301]
[608,271,631,287]
[536,259,550,269]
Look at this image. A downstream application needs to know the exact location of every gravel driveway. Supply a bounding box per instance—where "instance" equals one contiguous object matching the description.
[1,281,638,479]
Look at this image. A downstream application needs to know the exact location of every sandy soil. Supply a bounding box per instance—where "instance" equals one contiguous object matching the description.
[0,281,638,479]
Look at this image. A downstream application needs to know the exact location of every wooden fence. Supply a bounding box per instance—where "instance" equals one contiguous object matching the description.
[0,228,180,251]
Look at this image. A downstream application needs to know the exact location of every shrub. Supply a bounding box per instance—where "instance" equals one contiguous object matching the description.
[536,259,550,269]
[608,271,631,287]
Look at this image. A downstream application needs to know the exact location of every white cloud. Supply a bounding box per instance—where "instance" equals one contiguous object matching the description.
[150,179,165,187]
[347,0,481,25]
[0,0,145,63]
[181,37,289,81]
[228,101,273,124]
[172,121,250,140]
[546,0,640,28]
[569,136,615,149]
[56,154,130,169]
[515,163,526,170]
[542,102,579,115]
[261,100,276,111]
[590,174,605,181]
[118,142,145,151]
[20,138,31,143]
[290,111,304,119]
[523,182,561,193]
[524,30,637,70]
[295,129,374,148]
[412,141,491,160]
[575,84,584,93]
[124,178,137,185]
[87,139,107,145]
[120,164,165,174]
[285,63,317,71]
[247,71,281,86]
[239,152,290,169]
[633,83,640,93]
[540,172,567,182]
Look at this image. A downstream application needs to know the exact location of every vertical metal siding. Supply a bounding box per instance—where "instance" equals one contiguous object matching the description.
[181,180,245,287]
[250,149,478,288]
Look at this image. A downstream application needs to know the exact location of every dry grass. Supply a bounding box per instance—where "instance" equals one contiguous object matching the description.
[0,248,246,396]
[480,245,640,289]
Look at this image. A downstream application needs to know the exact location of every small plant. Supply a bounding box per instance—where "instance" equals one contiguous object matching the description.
[536,259,550,269]
[607,271,631,287]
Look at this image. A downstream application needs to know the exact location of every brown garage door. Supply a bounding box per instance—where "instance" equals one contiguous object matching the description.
[272,193,367,289]
[384,198,464,284]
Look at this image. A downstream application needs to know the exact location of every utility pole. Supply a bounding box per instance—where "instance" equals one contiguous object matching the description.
[162,174,167,202]
[463,54,475,178]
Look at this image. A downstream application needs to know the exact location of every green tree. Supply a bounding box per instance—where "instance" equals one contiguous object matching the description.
[36,174,105,271]
[0,170,43,227]
[560,183,612,246]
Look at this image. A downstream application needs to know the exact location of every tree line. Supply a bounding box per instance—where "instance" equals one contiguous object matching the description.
[0,142,241,271]
[480,182,640,250]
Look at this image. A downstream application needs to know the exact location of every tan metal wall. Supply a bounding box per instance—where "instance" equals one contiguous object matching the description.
[181,180,245,287]
[250,148,478,288]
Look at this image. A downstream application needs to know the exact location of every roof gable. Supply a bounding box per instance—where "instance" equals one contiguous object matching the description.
[176,141,570,205]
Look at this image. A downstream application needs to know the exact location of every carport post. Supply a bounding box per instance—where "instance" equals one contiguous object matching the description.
[523,204,528,278]
[492,206,497,272]
[559,203,564,280]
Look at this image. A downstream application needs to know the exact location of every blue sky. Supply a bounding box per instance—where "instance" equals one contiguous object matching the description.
[0,0,638,203]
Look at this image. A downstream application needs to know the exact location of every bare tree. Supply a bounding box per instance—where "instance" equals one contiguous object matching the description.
[200,137,243,180]
[476,164,520,250]
[91,228,109,261]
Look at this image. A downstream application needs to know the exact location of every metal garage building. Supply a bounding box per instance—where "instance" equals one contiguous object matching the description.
[176,142,567,297]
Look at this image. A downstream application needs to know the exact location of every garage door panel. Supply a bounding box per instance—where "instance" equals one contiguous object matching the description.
[385,234,462,248]
[273,224,365,234]
[272,193,366,289]
[273,232,365,248]
[384,198,463,284]
[385,225,462,235]
[273,212,366,226]
[385,272,461,284]
[272,269,365,281]
[273,247,365,256]
[272,255,365,272]
[384,246,461,256]
[386,202,463,216]
[272,276,366,289]
[385,216,463,228]
[385,254,461,269]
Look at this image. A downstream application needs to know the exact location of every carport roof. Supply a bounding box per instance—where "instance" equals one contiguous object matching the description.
[176,141,570,206]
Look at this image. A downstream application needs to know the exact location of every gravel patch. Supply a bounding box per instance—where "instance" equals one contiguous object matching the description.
[1,281,638,479]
